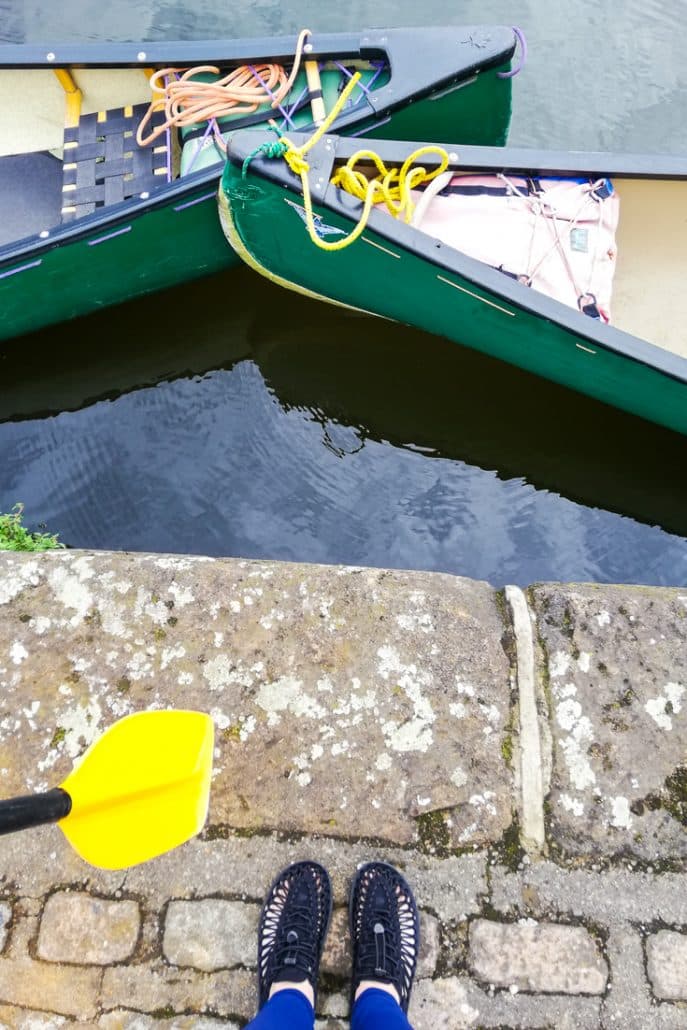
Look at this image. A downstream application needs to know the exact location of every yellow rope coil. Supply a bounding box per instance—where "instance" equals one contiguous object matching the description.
[272,74,450,251]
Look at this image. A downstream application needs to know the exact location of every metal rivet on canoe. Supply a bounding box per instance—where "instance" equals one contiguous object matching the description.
[449,152,458,162]
[137,51,147,61]
[140,192,150,199]
[39,231,50,238]
[46,52,55,61]
[304,43,313,53]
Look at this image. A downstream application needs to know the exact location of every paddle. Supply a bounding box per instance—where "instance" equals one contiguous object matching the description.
[0,709,214,869]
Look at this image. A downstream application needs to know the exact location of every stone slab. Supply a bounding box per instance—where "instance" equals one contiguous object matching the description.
[101,965,255,1021]
[531,583,687,861]
[0,551,512,848]
[163,899,260,970]
[38,892,140,964]
[0,955,100,1018]
[410,976,602,1029]
[468,919,607,994]
[601,927,687,1029]
[646,930,687,1001]
[99,1015,233,1030]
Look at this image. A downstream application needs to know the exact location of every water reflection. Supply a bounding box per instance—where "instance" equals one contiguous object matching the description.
[1,269,687,587]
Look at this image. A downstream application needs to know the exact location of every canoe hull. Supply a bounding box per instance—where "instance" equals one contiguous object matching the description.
[0,28,515,341]
[221,138,687,438]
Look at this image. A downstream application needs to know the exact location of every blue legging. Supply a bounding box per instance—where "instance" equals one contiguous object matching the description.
[245,987,414,1029]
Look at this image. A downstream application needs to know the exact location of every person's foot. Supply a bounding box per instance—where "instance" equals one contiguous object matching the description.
[257,861,332,1010]
[349,861,420,1014]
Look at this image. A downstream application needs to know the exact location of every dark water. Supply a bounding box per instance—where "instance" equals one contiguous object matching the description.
[2,1,687,587]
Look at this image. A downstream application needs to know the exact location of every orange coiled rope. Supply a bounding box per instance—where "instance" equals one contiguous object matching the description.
[136,28,312,150]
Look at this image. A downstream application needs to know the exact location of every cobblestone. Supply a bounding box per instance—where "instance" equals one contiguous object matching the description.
[0,1006,74,1029]
[468,919,608,994]
[410,976,603,1029]
[101,965,255,1020]
[646,930,687,1002]
[99,1013,235,1029]
[492,862,687,924]
[163,899,260,971]
[38,892,140,965]
[0,955,101,1018]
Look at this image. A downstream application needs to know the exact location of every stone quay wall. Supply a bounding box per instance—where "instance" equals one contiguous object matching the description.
[0,549,685,1028]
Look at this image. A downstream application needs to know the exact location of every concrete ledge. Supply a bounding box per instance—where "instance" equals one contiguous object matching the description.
[0,550,685,862]
[1,550,686,1028]
[0,550,513,850]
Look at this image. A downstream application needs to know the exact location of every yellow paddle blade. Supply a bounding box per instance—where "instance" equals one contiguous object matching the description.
[58,710,214,870]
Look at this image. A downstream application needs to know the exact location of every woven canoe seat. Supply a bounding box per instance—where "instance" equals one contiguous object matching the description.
[61,103,169,221]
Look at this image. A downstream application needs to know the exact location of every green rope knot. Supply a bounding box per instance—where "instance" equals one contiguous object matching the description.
[242,140,288,179]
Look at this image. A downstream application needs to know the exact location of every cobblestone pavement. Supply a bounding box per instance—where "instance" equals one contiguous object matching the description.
[1,831,686,1029]
[0,552,685,1028]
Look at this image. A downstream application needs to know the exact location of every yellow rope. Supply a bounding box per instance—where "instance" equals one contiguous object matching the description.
[240,69,450,251]
[268,73,449,251]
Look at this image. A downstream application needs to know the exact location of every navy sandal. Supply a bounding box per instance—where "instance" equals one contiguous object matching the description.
[257,860,332,1010]
[349,861,420,1014]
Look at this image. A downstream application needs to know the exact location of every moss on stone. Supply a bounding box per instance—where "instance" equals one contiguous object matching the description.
[49,727,66,749]
[664,766,687,826]
[501,735,513,766]
[116,677,131,694]
[561,605,575,638]
[630,768,687,826]
[493,588,507,621]
[493,815,524,872]
[416,809,451,857]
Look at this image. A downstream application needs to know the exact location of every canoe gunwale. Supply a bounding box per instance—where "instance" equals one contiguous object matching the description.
[0,25,515,74]
[225,130,687,389]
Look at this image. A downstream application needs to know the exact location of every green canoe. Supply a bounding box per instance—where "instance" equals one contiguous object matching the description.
[221,131,687,438]
[0,26,519,342]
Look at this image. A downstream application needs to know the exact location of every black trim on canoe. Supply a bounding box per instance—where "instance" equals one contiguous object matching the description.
[0,26,515,83]
[0,26,515,264]
[225,129,687,389]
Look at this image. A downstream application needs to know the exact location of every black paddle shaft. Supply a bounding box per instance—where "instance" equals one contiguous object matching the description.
[0,787,72,836]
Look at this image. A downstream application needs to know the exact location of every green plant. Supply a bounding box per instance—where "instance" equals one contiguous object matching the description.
[0,504,64,552]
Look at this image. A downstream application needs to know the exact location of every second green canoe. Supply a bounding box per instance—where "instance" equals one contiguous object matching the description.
[220,130,687,438]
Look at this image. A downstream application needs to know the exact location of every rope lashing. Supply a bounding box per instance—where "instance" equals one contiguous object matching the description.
[136,28,312,150]
[497,27,528,79]
[241,70,450,252]
[241,139,288,175]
